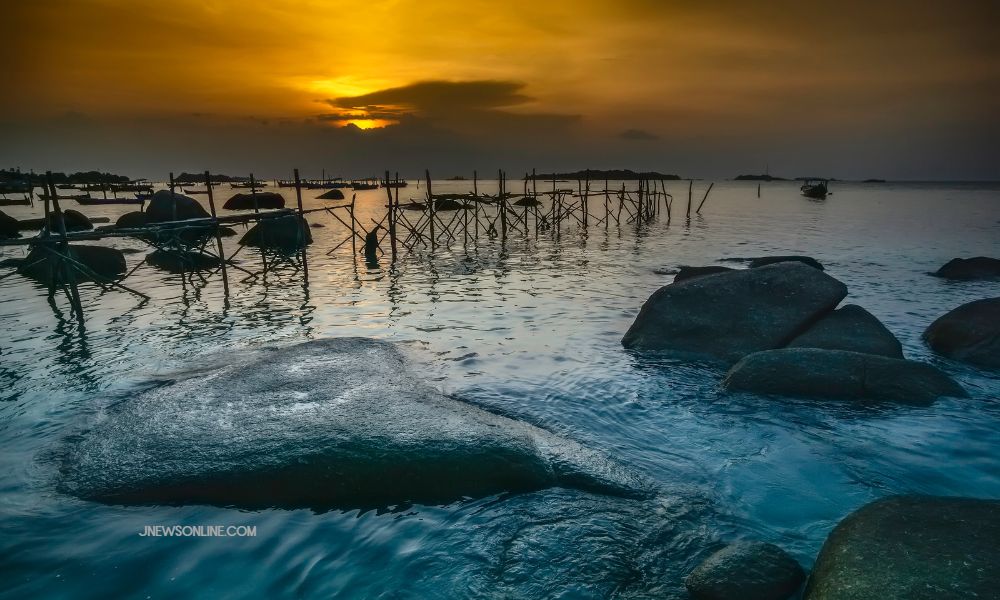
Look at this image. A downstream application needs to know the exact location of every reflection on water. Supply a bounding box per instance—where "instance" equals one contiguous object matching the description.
[1,180,999,598]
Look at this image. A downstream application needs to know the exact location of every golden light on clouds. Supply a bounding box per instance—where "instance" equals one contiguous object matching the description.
[1,0,997,178]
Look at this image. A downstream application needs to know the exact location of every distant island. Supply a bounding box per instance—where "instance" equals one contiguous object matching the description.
[1,168,132,185]
[734,174,788,181]
[530,169,680,180]
[863,178,886,183]
[447,175,467,180]
[173,172,249,184]
[795,177,839,182]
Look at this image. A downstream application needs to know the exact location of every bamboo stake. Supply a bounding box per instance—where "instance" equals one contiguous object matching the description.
[696,182,714,213]
[204,170,230,298]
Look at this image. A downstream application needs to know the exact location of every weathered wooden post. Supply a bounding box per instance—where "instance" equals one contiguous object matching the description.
[425,169,435,250]
[696,182,714,214]
[250,173,259,214]
[293,168,309,282]
[385,170,397,260]
[499,169,507,240]
[686,179,692,218]
[169,172,178,223]
[204,170,230,297]
[473,170,479,239]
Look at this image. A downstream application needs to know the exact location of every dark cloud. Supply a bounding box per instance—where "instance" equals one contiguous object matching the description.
[619,128,659,141]
[328,80,533,115]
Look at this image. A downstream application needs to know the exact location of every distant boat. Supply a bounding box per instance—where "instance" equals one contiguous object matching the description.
[182,188,211,195]
[351,182,379,190]
[75,196,145,205]
[0,198,31,207]
[800,180,829,199]
[38,192,92,201]
[381,180,408,188]
[230,181,268,189]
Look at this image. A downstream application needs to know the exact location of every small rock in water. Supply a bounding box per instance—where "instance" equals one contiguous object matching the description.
[723,348,966,405]
[223,192,285,210]
[748,255,824,270]
[48,209,92,232]
[622,262,847,362]
[787,304,903,358]
[686,541,805,600]
[240,214,312,250]
[673,265,735,283]
[0,210,20,238]
[923,297,1000,368]
[18,244,126,283]
[146,250,222,273]
[115,211,149,228]
[933,256,1000,280]
[144,190,210,223]
[805,495,1000,599]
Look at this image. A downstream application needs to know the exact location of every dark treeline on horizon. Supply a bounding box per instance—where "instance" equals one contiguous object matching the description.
[529,169,681,181]
[0,168,132,185]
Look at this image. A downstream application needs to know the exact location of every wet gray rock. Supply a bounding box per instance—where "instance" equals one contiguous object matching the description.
[18,244,127,283]
[686,541,805,600]
[622,263,847,362]
[223,191,285,210]
[59,338,648,510]
[923,298,1000,368]
[805,496,1000,599]
[933,256,1000,280]
[144,190,210,223]
[723,348,966,405]
[749,256,824,270]
[239,214,312,250]
[673,265,735,283]
[788,304,903,358]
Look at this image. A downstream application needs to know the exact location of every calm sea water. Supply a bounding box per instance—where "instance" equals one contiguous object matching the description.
[1,180,998,598]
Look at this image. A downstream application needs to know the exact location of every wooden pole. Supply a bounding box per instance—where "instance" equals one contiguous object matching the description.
[473,170,479,239]
[169,173,178,224]
[205,170,229,298]
[425,169,435,250]
[686,179,692,218]
[293,168,309,282]
[250,173,259,213]
[696,182,714,213]
[385,170,397,260]
[499,170,507,240]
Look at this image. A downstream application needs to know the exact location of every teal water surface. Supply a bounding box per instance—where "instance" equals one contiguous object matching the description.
[1,180,998,598]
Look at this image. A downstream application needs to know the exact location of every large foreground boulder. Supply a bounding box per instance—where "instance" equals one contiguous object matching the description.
[115,211,149,228]
[144,190,210,223]
[622,263,847,362]
[723,348,966,405]
[239,214,312,250]
[923,298,1000,368]
[788,304,903,358]
[316,188,345,200]
[18,244,127,283]
[223,191,285,210]
[686,541,805,600]
[933,256,1000,280]
[804,496,1000,599]
[58,338,647,510]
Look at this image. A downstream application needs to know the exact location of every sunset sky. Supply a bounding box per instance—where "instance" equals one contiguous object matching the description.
[3,0,998,179]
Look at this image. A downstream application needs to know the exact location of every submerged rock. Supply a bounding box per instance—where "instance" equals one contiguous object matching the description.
[48,209,92,232]
[923,298,1000,368]
[933,256,1000,280]
[58,338,647,510]
[223,191,285,210]
[622,263,847,362]
[673,265,735,283]
[144,190,210,223]
[788,304,903,358]
[805,496,1000,599]
[146,250,222,273]
[748,256,824,271]
[723,348,966,405]
[239,214,312,250]
[115,211,149,229]
[316,189,345,200]
[0,210,19,238]
[18,244,127,283]
[686,541,805,600]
